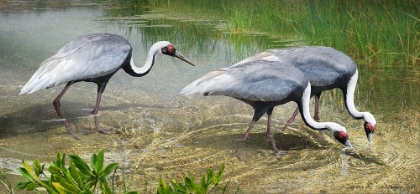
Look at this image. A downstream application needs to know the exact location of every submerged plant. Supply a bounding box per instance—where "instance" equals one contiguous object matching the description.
[0,167,14,194]
[16,149,137,194]
[157,163,239,194]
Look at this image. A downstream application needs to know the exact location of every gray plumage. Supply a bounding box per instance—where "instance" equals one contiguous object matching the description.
[20,33,194,138]
[181,59,352,156]
[236,46,377,144]
[20,34,132,94]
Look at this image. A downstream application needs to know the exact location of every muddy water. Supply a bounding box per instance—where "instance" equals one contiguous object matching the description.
[0,1,419,193]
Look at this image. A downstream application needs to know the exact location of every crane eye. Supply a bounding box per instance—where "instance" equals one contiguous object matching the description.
[162,45,175,55]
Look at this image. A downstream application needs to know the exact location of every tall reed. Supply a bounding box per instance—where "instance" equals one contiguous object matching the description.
[111,0,420,66]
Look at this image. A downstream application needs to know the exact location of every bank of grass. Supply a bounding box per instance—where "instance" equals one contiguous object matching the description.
[114,0,419,66]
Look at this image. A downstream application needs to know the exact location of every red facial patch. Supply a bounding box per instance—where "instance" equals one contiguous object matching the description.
[338,131,348,139]
[365,122,376,133]
[166,45,175,53]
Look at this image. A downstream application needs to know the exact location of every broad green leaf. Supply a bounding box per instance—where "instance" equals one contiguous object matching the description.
[99,177,112,194]
[83,179,97,190]
[18,167,34,182]
[69,163,84,187]
[170,179,186,193]
[201,174,208,189]
[33,159,42,176]
[21,160,41,182]
[15,180,32,190]
[69,155,93,176]
[184,177,195,191]
[158,178,173,194]
[26,182,39,191]
[52,181,80,194]
[48,165,62,175]
[98,162,118,178]
[55,153,66,169]
[94,149,105,173]
[80,190,93,194]
[62,167,76,185]
[90,154,97,174]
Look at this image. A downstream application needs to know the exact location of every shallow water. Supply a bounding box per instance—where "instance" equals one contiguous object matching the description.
[0,1,419,193]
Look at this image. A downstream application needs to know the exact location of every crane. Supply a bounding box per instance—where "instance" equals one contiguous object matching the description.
[235,46,376,144]
[181,59,352,157]
[20,33,195,139]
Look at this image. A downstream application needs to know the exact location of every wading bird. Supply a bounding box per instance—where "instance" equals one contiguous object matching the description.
[181,60,352,157]
[235,46,377,144]
[20,33,195,139]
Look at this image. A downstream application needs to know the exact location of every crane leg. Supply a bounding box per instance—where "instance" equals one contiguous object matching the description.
[53,82,80,139]
[283,107,299,130]
[234,115,258,161]
[92,82,113,134]
[266,108,288,158]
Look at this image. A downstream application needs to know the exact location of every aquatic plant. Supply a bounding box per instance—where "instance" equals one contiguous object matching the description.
[14,150,237,194]
[16,149,136,194]
[157,163,238,194]
[0,168,14,194]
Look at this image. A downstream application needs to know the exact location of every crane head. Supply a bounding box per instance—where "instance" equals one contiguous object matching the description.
[325,122,352,148]
[333,130,352,148]
[161,44,195,66]
[364,122,376,144]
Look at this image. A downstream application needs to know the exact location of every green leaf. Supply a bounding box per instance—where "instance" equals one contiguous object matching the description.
[99,177,112,194]
[52,181,80,194]
[94,149,105,173]
[157,178,173,194]
[69,163,84,187]
[201,174,208,189]
[170,179,186,193]
[15,180,32,190]
[61,167,77,186]
[55,152,66,169]
[26,182,39,191]
[21,160,40,182]
[48,165,62,175]
[83,179,97,190]
[216,163,225,181]
[184,177,195,191]
[69,155,93,176]
[33,159,42,177]
[80,190,93,194]
[98,162,118,179]
[18,167,34,182]
[90,154,97,173]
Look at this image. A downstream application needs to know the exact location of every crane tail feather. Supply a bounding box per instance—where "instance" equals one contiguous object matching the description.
[180,69,227,96]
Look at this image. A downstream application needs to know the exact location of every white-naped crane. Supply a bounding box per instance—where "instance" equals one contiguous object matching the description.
[20,33,195,139]
[235,46,377,144]
[181,59,352,157]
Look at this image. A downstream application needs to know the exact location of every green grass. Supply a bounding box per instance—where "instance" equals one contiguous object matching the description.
[109,0,420,66]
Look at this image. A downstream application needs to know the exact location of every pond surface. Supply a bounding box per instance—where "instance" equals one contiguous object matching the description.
[0,1,419,193]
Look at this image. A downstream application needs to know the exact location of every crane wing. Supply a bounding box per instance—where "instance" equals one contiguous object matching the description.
[181,60,307,102]
[20,34,131,94]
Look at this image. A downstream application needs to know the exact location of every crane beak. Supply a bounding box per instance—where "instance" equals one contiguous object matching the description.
[367,133,373,144]
[344,140,353,149]
[174,51,195,66]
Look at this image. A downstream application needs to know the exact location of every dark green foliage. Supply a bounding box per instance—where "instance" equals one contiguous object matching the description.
[16,149,137,194]
[157,163,235,194]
